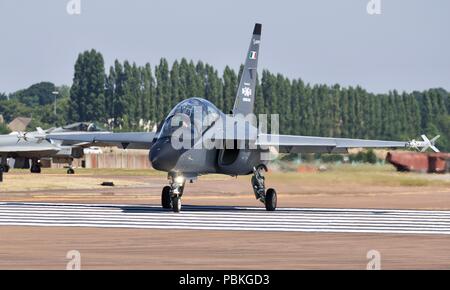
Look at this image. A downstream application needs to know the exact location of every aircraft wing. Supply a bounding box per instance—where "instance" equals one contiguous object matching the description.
[256,134,408,153]
[47,132,156,150]
[0,146,59,154]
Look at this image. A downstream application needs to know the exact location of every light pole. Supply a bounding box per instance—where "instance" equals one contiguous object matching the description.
[52,91,59,115]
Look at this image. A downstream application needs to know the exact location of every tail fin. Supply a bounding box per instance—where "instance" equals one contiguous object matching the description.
[420,134,440,152]
[232,23,261,116]
[408,134,440,152]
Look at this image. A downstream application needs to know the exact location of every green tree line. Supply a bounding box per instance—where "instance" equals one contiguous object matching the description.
[0,49,449,151]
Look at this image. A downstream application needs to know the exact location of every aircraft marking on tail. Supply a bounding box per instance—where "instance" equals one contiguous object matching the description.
[232,23,262,116]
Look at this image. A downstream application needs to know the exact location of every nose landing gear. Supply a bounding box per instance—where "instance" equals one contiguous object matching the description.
[252,164,277,211]
[161,173,185,212]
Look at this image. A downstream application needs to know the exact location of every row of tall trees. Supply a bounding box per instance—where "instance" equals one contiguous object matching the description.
[2,49,448,151]
[69,50,448,150]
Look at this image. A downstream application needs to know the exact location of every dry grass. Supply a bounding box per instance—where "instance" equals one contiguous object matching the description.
[264,164,450,188]
[0,171,148,192]
[1,164,448,193]
[28,168,166,177]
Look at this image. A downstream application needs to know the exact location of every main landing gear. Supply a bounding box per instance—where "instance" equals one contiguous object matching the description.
[0,164,10,173]
[67,160,75,174]
[252,164,277,211]
[161,173,185,213]
[0,155,9,173]
[30,159,41,174]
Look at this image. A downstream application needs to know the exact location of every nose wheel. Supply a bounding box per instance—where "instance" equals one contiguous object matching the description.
[161,186,172,209]
[171,195,182,213]
[252,164,277,211]
[161,173,185,212]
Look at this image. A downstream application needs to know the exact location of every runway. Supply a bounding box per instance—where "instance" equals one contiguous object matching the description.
[0,202,450,235]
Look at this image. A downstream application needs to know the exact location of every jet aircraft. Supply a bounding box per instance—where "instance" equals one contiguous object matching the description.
[0,122,107,174]
[48,24,439,212]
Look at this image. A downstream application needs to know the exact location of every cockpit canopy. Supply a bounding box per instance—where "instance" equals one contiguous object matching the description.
[46,122,106,133]
[159,98,221,139]
[62,122,105,132]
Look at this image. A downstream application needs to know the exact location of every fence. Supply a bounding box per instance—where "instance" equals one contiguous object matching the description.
[51,148,151,169]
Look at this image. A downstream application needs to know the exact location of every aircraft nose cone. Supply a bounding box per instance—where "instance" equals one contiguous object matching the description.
[150,138,179,172]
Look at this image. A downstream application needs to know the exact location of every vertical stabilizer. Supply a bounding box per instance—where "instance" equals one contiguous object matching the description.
[232,23,261,116]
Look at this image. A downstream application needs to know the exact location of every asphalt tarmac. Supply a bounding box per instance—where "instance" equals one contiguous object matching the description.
[1,202,450,235]
[0,169,449,269]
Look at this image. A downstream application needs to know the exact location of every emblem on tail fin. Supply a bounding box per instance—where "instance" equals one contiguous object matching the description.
[242,87,252,97]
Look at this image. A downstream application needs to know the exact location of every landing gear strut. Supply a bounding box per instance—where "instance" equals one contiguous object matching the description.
[161,173,185,212]
[252,164,277,211]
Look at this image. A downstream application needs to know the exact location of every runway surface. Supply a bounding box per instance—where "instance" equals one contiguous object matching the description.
[1,202,450,235]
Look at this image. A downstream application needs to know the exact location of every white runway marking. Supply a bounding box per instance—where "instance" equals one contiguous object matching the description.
[1,202,450,235]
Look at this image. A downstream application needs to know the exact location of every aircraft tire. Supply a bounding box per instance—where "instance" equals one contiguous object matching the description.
[171,195,181,213]
[265,188,277,211]
[161,186,172,209]
[30,164,41,174]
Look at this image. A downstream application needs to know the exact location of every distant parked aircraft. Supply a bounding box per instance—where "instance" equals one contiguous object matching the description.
[0,122,107,174]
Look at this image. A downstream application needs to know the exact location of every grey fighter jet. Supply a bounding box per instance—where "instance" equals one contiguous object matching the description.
[48,24,439,212]
[0,122,107,174]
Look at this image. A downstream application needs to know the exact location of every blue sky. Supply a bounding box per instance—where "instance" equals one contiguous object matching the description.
[0,0,449,94]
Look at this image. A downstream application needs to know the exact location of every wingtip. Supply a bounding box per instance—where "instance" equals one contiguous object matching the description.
[253,23,262,35]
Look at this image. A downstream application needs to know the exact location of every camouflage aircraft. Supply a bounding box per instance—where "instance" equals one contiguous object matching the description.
[48,24,439,212]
